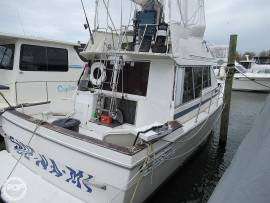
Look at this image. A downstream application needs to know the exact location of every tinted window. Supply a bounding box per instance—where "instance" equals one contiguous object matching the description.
[20,45,47,71]
[0,44,15,70]
[47,47,68,71]
[20,44,68,72]
[183,68,194,103]
[203,67,211,88]
[255,57,270,65]
[193,68,203,98]
[99,61,150,96]
[182,66,212,104]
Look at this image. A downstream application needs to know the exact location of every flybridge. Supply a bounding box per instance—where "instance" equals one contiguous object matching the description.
[82,0,213,66]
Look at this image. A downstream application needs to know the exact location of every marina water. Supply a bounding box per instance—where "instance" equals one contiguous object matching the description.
[146,91,268,203]
[0,91,267,203]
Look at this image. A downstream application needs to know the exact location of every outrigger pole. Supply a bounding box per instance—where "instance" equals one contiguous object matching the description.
[80,0,94,44]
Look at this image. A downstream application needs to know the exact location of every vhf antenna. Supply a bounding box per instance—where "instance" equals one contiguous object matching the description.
[80,0,94,44]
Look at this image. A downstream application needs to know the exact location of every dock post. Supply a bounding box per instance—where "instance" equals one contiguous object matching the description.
[220,34,238,145]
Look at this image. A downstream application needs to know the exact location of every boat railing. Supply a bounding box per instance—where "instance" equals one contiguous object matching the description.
[195,86,222,123]
[14,80,77,104]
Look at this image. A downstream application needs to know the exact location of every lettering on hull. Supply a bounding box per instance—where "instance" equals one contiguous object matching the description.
[9,136,94,193]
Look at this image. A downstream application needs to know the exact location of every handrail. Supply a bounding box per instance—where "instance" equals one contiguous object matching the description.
[14,80,77,105]
[195,90,203,123]
[208,89,214,113]
[195,86,221,123]
[138,24,149,52]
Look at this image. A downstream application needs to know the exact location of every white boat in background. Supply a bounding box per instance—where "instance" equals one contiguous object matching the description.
[233,56,270,92]
[0,1,223,203]
[209,45,228,79]
[0,32,86,112]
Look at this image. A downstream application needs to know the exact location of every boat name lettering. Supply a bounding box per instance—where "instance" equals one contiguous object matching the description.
[9,136,93,193]
[57,84,77,93]
[144,145,176,176]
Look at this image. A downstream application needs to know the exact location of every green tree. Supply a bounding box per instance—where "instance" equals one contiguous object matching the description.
[259,50,267,57]
[235,51,242,61]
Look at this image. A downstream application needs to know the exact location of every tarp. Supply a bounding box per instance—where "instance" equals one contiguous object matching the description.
[208,95,270,203]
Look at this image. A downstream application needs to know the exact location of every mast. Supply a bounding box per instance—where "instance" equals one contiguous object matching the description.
[183,0,188,27]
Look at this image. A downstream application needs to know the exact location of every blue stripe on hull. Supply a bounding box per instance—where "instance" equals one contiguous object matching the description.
[174,93,219,119]
[69,65,83,69]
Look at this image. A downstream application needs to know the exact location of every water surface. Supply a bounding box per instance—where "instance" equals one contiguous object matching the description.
[146,91,268,203]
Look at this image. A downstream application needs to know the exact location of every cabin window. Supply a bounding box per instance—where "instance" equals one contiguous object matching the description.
[176,66,212,106]
[203,66,211,88]
[99,61,150,97]
[20,44,68,72]
[47,47,68,71]
[182,67,195,104]
[193,67,203,98]
[0,44,15,70]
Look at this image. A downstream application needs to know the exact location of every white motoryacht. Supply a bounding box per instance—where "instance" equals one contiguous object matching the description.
[233,56,270,92]
[0,1,224,203]
[209,45,228,79]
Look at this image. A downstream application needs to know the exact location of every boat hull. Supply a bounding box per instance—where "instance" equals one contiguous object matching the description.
[233,75,270,92]
[1,104,222,203]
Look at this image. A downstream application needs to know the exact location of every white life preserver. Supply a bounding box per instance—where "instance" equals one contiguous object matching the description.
[90,62,106,86]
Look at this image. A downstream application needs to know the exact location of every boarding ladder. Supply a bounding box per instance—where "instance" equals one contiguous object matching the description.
[96,56,124,118]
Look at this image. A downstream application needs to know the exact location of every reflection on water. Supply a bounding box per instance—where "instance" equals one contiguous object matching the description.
[146,91,268,203]
[0,92,268,203]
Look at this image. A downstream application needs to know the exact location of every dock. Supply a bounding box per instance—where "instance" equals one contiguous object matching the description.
[208,95,270,203]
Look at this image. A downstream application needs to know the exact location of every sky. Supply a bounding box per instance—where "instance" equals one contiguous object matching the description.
[0,0,269,53]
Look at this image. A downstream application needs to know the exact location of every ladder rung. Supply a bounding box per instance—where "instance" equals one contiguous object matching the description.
[101,82,118,85]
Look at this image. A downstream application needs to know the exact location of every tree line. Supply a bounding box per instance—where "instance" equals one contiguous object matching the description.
[236,50,270,61]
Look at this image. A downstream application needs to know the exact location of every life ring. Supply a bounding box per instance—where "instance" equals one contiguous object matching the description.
[90,62,106,86]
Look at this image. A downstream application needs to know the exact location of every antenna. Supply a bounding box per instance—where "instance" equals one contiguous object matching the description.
[80,0,94,44]
[16,8,26,35]
[94,0,99,30]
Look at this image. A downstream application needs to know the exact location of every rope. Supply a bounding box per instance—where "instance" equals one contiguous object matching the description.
[237,70,270,89]
[0,92,12,108]
[109,143,153,203]
[129,143,153,203]
[0,118,45,191]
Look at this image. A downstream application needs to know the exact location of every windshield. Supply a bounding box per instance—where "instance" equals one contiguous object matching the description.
[254,57,270,65]
[235,65,247,73]
[239,61,251,69]
[0,44,15,70]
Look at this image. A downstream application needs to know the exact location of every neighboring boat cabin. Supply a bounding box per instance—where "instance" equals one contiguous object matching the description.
[0,33,85,110]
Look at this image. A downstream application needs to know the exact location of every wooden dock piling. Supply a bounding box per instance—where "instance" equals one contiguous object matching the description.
[220,34,238,145]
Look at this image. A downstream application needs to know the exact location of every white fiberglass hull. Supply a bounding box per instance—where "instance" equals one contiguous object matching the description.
[233,74,270,92]
[1,103,222,203]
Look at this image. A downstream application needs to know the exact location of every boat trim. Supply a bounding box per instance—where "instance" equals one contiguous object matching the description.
[0,85,10,90]
[2,102,223,169]
[4,110,144,156]
[174,93,219,119]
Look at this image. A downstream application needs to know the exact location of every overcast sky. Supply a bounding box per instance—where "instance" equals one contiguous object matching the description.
[0,0,269,53]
